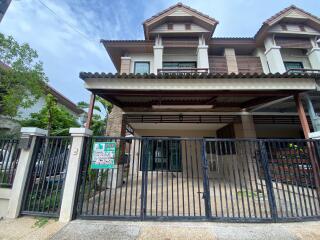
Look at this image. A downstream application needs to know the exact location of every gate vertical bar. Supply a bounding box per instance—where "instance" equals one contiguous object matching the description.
[259,140,278,221]
[201,139,212,219]
[140,139,148,220]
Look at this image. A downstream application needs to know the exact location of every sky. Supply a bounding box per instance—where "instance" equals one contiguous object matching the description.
[1,0,320,105]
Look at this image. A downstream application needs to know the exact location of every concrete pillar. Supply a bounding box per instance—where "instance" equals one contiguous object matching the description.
[254,48,270,73]
[309,131,320,139]
[120,57,131,74]
[197,36,209,71]
[307,47,320,70]
[295,93,311,139]
[7,127,48,218]
[59,128,92,223]
[153,36,163,74]
[264,36,286,74]
[240,112,257,138]
[224,48,238,74]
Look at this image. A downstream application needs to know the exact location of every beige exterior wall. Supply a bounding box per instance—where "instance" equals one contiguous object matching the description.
[120,57,131,74]
[163,48,197,62]
[224,48,239,74]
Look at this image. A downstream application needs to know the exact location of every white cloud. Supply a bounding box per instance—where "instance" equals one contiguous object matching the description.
[0,0,115,103]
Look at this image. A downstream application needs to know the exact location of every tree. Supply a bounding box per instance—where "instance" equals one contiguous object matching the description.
[77,96,112,135]
[0,33,47,117]
[21,94,80,136]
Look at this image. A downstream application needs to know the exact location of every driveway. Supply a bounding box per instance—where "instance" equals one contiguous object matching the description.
[51,220,320,240]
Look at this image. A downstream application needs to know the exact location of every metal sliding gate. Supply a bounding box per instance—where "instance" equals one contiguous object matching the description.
[21,136,72,217]
[75,137,320,222]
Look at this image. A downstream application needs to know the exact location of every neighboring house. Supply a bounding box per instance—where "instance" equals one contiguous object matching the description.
[16,84,84,120]
[0,59,84,135]
[0,84,84,135]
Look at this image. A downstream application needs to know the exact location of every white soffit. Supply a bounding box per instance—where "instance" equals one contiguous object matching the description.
[84,78,316,91]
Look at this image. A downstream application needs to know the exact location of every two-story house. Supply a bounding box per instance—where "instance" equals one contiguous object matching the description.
[75,4,320,220]
[81,3,320,141]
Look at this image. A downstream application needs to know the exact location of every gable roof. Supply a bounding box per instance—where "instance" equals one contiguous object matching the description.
[45,84,84,115]
[0,60,84,115]
[143,2,218,40]
[255,5,320,42]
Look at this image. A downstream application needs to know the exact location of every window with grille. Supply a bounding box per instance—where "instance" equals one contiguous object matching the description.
[284,61,304,72]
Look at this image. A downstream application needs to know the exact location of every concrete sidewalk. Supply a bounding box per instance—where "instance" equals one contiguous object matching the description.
[51,220,320,240]
[0,217,65,240]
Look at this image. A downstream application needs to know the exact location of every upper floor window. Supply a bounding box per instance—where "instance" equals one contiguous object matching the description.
[185,23,191,30]
[134,62,150,74]
[284,61,304,72]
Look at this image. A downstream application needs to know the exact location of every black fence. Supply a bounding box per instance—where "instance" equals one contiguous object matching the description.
[0,138,20,188]
[75,137,320,222]
[21,136,71,217]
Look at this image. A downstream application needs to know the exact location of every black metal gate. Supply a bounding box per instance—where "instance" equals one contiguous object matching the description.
[75,137,320,222]
[21,136,71,217]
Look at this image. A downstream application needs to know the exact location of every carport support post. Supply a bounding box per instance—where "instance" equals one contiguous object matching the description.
[59,128,92,222]
[294,93,310,139]
[7,127,48,218]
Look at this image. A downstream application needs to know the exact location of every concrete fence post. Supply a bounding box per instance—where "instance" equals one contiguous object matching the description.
[7,127,48,218]
[59,128,92,223]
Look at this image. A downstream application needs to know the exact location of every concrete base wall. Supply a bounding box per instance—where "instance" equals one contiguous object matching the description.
[0,188,11,218]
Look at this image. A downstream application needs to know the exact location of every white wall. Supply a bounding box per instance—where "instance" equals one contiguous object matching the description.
[0,188,11,218]
[17,97,46,119]
[16,96,80,120]
[281,49,312,69]
[129,54,154,74]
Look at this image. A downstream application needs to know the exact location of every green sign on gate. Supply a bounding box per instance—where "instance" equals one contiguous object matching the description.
[91,142,116,169]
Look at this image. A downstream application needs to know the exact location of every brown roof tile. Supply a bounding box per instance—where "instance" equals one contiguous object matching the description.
[80,72,319,80]
[143,2,219,25]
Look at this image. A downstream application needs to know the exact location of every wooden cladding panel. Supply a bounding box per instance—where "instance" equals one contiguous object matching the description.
[208,56,228,74]
[275,37,312,49]
[162,39,198,48]
[236,56,263,74]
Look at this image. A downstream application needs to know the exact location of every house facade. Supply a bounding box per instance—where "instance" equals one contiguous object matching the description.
[81,3,320,139]
[4,3,320,222]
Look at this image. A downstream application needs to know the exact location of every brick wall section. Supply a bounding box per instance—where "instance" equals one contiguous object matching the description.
[224,48,239,74]
[120,57,131,74]
[106,105,124,137]
[241,114,257,138]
